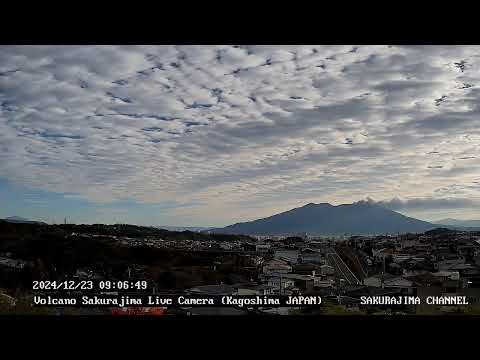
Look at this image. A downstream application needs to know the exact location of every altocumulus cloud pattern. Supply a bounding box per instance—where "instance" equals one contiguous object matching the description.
[1,45,479,224]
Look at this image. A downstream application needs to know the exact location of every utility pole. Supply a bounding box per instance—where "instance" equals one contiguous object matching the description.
[279,273,282,295]
[382,256,386,289]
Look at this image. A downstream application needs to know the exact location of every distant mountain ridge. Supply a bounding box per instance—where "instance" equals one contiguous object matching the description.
[211,201,438,236]
[1,216,46,225]
[156,226,213,232]
[436,218,480,228]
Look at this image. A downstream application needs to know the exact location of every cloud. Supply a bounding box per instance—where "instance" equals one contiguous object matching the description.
[363,197,478,211]
[1,45,480,224]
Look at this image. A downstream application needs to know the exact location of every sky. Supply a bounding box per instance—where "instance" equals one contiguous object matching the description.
[0,45,479,226]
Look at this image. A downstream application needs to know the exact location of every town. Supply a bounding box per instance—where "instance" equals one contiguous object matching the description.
[1,220,480,315]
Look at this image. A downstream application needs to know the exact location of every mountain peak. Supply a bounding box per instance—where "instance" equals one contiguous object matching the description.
[213,200,435,236]
[353,198,378,206]
[302,202,332,207]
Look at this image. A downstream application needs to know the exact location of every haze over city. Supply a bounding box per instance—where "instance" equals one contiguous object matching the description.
[1,45,479,226]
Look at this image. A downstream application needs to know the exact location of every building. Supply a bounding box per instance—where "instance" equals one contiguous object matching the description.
[292,263,320,276]
[320,264,335,276]
[260,274,295,294]
[184,307,249,315]
[233,283,276,296]
[364,274,413,290]
[262,259,292,275]
[274,248,300,264]
[432,271,460,281]
[299,249,325,264]
[255,244,271,253]
[281,273,315,292]
[187,284,235,296]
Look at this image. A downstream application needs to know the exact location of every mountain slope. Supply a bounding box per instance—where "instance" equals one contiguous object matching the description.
[212,202,437,235]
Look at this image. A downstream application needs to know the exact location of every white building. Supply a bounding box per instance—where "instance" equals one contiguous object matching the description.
[256,244,271,253]
[260,274,295,294]
[432,271,460,281]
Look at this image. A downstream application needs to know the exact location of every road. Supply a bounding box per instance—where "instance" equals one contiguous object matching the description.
[350,250,368,280]
[326,249,361,285]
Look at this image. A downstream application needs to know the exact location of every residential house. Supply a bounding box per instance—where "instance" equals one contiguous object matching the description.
[432,271,460,281]
[320,264,335,276]
[372,248,393,262]
[299,249,325,264]
[262,259,292,275]
[220,242,234,251]
[274,248,300,265]
[434,254,466,271]
[282,273,315,292]
[364,274,414,293]
[314,278,334,288]
[260,274,295,294]
[475,254,480,267]
[233,283,276,296]
[292,263,319,276]
[187,284,235,296]
[256,243,271,253]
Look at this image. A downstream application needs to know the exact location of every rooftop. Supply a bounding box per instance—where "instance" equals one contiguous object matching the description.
[188,284,235,295]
